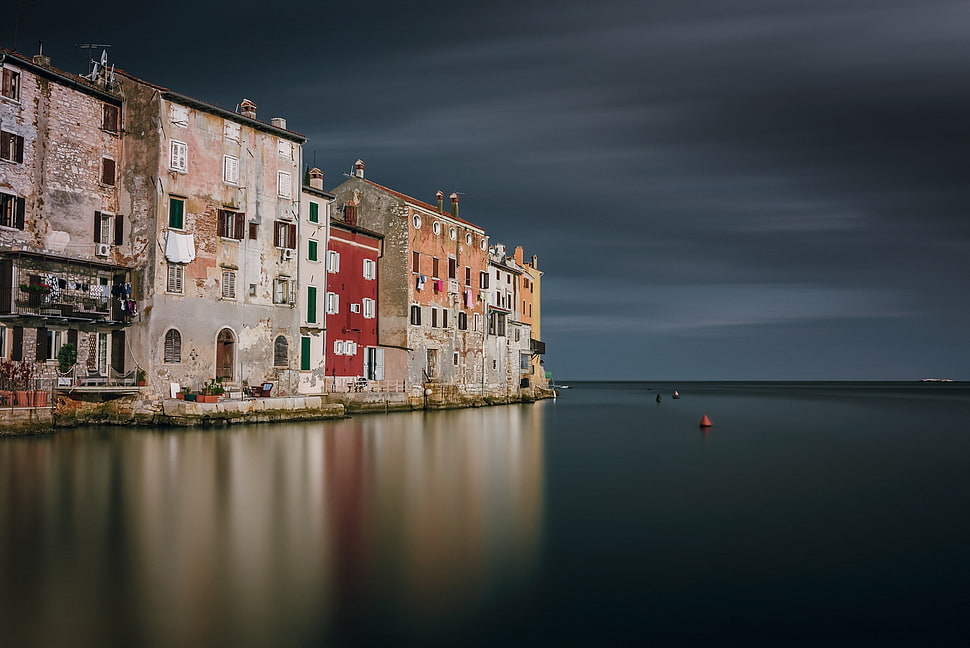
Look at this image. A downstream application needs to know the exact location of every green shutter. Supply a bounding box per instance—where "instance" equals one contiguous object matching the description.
[307,286,317,323]
[309,202,319,223]
[169,198,184,229]
[308,240,318,261]
[301,336,311,370]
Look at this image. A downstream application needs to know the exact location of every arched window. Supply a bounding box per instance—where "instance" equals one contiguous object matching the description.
[164,329,181,363]
[274,336,288,367]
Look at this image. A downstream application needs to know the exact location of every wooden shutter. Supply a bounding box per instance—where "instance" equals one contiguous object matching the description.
[68,329,78,348]
[103,104,119,131]
[309,202,318,222]
[449,258,456,279]
[36,327,48,361]
[306,286,317,323]
[101,158,115,185]
[234,213,245,240]
[287,223,297,249]
[14,197,25,230]
[94,211,102,243]
[0,132,9,160]
[218,210,228,238]
[114,214,124,245]
[300,336,311,370]
[11,326,23,361]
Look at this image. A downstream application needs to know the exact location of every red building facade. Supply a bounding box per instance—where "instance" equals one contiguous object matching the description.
[324,216,383,384]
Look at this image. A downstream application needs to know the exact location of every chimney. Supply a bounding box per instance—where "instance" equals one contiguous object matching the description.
[450,192,459,218]
[308,168,324,190]
[354,159,365,178]
[514,246,524,264]
[435,190,444,213]
[239,99,257,119]
[271,117,287,129]
[33,41,51,68]
[531,254,538,269]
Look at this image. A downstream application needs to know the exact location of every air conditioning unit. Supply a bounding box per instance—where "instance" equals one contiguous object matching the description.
[282,248,294,260]
[95,243,111,257]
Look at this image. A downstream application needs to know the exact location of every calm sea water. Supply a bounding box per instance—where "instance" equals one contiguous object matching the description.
[2,381,969,646]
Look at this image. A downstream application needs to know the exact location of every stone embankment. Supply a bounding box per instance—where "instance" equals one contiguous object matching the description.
[1,386,557,435]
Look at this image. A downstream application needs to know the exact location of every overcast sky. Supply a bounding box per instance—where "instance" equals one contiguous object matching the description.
[8,0,970,380]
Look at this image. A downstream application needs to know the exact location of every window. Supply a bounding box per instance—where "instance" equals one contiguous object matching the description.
[167,264,184,293]
[308,240,318,261]
[0,130,24,163]
[412,214,421,229]
[300,336,311,370]
[164,329,182,363]
[218,209,245,239]
[365,347,385,381]
[521,353,532,370]
[324,291,338,315]
[100,158,115,185]
[412,251,420,273]
[1,68,21,101]
[350,303,361,314]
[169,139,187,172]
[168,197,184,229]
[93,211,114,244]
[474,313,481,331]
[0,192,25,229]
[465,233,472,245]
[363,258,376,280]
[363,298,375,319]
[248,223,258,239]
[431,308,438,328]
[410,305,421,325]
[327,250,340,272]
[274,336,288,367]
[448,258,456,280]
[489,311,507,336]
[480,271,490,289]
[170,104,189,127]
[274,221,297,249]
[465,266,471,286]
[43,329,64,362]
[102,104,120,132]
[277,138,291,159]
[309,201,319,223]
[454,351,459,366]
[224,120,240,142]
[274,278,292,304]
[442,309,448,328]
[223,155,239,184]
[449,227,456,240]
[432,258,440,278]
[432,221,441,235]
[277,171,291,198]
[222,270,236,299]
[480,238,488,251]
[308,286,318,322]
[458,312,468,330]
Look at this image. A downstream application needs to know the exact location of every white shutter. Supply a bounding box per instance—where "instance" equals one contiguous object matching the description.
[223,155,239,184]
[170,140,187,171]
[224,121,240,142]
[277,171,291,198]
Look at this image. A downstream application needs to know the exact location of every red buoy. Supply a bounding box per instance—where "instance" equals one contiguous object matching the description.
[699,414,712,428]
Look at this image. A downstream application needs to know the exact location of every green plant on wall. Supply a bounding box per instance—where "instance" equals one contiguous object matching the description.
[58,343,78,374]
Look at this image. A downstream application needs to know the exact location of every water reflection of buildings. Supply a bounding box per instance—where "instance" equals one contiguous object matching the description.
[0,403,546,646]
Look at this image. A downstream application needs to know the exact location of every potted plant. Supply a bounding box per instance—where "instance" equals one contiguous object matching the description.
[199,378,225,403]
[58,343,78,375]
[137,369,147,386]
[15,360,34,407]
[0,359,16,406]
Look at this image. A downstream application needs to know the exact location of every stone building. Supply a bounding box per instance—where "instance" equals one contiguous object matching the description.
[329,161,490,399]
[485,243,533,398]
[114,73,306,396]
[513,246,548,391]
[0,48,135,385]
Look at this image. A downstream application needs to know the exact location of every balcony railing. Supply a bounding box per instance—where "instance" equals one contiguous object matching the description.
[2,287,123,321]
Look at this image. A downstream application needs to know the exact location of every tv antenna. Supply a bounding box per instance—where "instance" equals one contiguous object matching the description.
[74,43,112,76]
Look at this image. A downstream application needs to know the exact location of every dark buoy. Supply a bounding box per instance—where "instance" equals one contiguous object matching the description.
[699,414,712,428]
[656,393,662,403]
[673,390,680,399]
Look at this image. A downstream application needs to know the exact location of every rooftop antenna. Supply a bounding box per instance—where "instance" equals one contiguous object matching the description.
[74,43,111,76]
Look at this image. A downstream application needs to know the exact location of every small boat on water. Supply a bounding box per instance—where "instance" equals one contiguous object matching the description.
[673,390,680,399]
[921,378,954,383]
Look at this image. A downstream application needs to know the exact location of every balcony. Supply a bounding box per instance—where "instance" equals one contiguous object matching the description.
[530,338,546,354]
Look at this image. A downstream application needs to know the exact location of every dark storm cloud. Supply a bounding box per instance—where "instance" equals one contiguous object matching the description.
[8,0,970,378]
